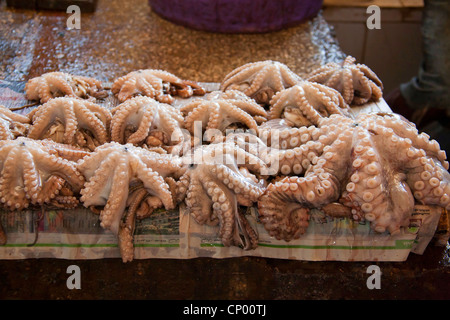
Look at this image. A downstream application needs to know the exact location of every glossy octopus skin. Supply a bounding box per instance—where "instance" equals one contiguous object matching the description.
[220,60,301,106]
[307,55,383,105]
[0,137,86,211]
[25,72,108,103]
[111,69,206,104]
[216,130,324,177]
[176,142,268,249]
[0,105,30,140]
[27,97,112,151]
[0,137,89,246]
[110,96,186,155]
[268,80,351,127]
[257,113,450,241]
[77,142,185,262]
[180,94,268,143]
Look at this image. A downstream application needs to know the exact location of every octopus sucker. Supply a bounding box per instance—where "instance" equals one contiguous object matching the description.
[25,72,108,103]
[268,81,351,127]
[216,131,324,177]
[258,118,322,150]
[257,185,310,241]
[77,142,182,261]
[27,97,111,151]
[220,60,301,106]
[366,112,449,169]
[111,69,206,103]
[307,55,383,105]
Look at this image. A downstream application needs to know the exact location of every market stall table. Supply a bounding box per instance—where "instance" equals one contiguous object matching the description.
[0,0,449,300]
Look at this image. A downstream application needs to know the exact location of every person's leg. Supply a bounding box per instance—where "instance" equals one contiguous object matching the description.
[387,0,450,127]
[400,0,450,111]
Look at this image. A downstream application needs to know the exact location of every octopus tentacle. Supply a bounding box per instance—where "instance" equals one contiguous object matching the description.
[25,72,107,103]
[221,64,262,90]
[362,113,448,169]
[110,97,185,154]
[98,158,130,233]
[119,187,147,263]
[77,142,180,261]
[342,67,354,104]
[268,81,351,127]
[202,177,237,246]
[220,131,322,176]
[0,137,85,212]
[111,69,205,103]
[32,146,85,193]
[133,158,174,210]
[79,153,119,207]
[0,105,30,140]
[258,120,354,240]
[407,156,450,210]
[258,179,311,241]
[111,98,153,144]
[307,55,383,105]
[220,60,301,105]
[27,97,111,151]
[186,177,217,226]
[340,129,392,231]
[0,146,32,209]
[180,142,266,249]
[181,99,264,139]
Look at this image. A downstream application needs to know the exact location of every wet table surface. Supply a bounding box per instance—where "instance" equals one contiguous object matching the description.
[0,0,449,300]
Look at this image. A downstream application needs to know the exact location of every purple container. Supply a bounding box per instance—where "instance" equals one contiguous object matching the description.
[148,0,323,33]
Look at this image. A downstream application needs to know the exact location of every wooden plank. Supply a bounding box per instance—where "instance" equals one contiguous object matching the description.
[36,0,98,12]
[5,0,37,9]
[6,0,98,12]
[323,0,423,8]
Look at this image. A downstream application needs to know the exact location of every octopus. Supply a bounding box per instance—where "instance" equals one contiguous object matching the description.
[0,105,30,140]
[218,128,323,177]
[110,96,187,155]
[111,69,206,104]
[180,94,268,143]
[0,137,88,245]
[268,80,351,127]
[77,142,185,262]
[307,55,383,105]
[0,137,86,212]
[177,142,268,249]
[25,72,108,103]
[257,112,450,241]
[27,97,112,151]
[220,60,301,106]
